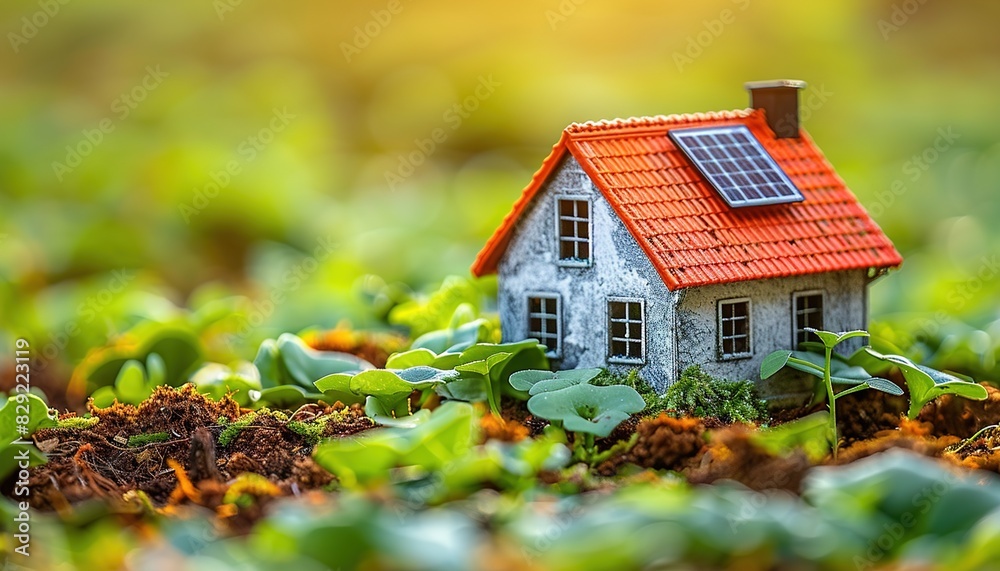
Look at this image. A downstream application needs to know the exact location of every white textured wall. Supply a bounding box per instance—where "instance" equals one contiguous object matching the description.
[675,270,870,385]
[496,155,678,391]
[495,155,871,395]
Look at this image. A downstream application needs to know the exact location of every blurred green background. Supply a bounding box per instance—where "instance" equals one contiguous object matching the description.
[2,0,999,391]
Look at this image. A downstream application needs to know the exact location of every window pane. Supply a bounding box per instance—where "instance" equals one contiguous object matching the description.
[560,219,575,237]
[528,296,560,355]
[733,335,749,354]
[557,199,590,262]
[720,300,751,357]
[609,302,625,320]
[611,320,626,338]
[559,200,574,217]
[608,300,643,361]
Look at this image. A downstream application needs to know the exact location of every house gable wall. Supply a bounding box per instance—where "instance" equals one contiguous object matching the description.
[496,155,679,392]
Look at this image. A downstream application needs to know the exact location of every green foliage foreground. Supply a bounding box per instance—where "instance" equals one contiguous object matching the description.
[9,450,1000,571]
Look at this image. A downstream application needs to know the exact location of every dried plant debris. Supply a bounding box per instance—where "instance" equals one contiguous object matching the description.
[26,386,371,511]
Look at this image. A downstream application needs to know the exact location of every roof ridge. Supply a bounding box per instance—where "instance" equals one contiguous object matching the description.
[565,108,757,138]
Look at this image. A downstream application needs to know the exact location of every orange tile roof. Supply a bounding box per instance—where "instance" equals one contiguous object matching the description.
[471,108,902,290]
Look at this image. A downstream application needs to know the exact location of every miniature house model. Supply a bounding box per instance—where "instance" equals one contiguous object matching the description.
[472,80,902,392]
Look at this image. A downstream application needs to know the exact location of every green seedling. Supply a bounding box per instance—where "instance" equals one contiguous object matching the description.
[254,333,374,392]
[314,366,456,423]
[863,348,988,419]
[388,276,488,340]
[0,393,57,481]
[761,328,903,459]
[751,411,831,462]
[410,317,491,354]
[189,361,262,407]
[387,339,549,417]
[313,401,475,488]
[90,353,167,407]
[524,381,645,464]
[73,324,203,399]
[509,368,603,395]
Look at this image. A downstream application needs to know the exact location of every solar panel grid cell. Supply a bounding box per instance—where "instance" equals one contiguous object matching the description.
[669,125,805,208]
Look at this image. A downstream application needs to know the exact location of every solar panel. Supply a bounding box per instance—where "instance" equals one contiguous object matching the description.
[668,125,804,208]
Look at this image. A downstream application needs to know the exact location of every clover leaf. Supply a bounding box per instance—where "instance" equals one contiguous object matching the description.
[527,383,645,438]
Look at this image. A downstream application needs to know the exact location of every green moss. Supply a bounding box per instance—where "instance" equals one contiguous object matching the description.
[55,416,100,430]
[662,365,768,424]
[218,411,258,447]
[127,432,171,447]
[217,409,292,447]
[285,409,350,445]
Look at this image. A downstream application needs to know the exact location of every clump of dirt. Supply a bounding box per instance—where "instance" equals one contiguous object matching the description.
[684,424,811,492]
[26,385,372,512]
[918,383,1000,439]
[500,396,548,436]
[627,414,706,471]
[302,325,408,368]
[834,389,908,445]
[834,418,959,465]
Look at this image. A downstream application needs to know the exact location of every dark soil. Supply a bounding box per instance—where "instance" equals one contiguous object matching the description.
[25,386,373,514]
[627,415,706,471]
[18,379,1000,529]
[918,384,1000,439]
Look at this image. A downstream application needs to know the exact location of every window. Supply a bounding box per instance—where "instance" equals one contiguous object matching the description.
[718,298,751,359]
[556,197,591,265]
[607,298,644,363]
[793,291,824,347]
[528,295,561,357]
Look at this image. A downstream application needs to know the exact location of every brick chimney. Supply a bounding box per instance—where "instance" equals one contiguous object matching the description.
[745,79,806,139]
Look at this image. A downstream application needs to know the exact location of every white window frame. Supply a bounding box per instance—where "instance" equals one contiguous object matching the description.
[718,297,752,360]
[554,196,593,267]
[792,290,825,348]
[607,296,645,364]
[527,293,562,358]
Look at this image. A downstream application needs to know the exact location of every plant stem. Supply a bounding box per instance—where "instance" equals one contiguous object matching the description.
[824,345,838,461]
